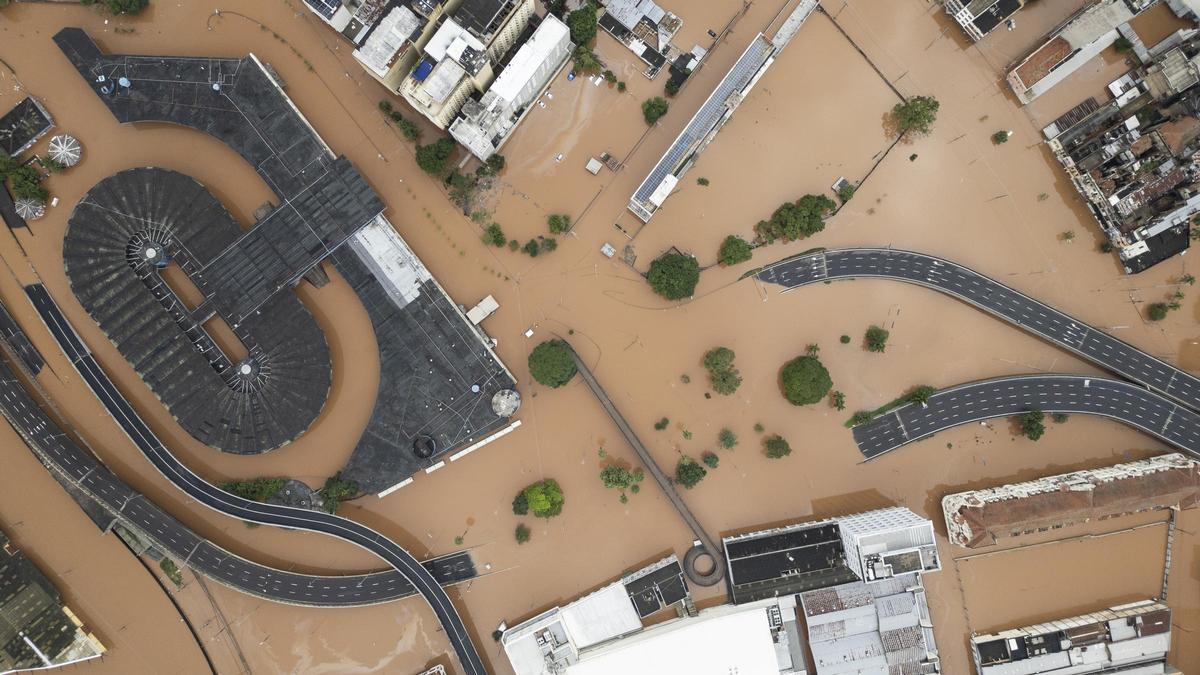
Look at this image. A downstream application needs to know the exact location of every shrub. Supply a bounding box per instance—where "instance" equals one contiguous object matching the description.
[753,422,764,433]
[1017,410,1046,441]
[548,213,571,233]
[415,138,455,174]
[1051,412,1069,423]
[654,417,670,430]
[508,239,520,251]
[1114,36,1133,53]
[718,235,752,266]
[617,81,627,92]
[697,177,710,186]
[664,79,680,97]
[317,473,359,513]
[647,252,699,299]
[528,339,576,388]
[566,5,597,45]
[159,558,183,586]
[1147,302,1169,321]
[890,95,940,136]
[764,435,792,459]
[486,154,506,174]
[865,325,890,353]
[540,237,558,254]
[600,465,634,490]
[515,523,531,544]
[603,69,617,83]
[642,97,669,125]
[991,130,1010,145]
[379,100,394,114]
[675,456,706,488]
[1099,241,1114,253]
[780,355,832,406]
[522,239,540,257]
[521,479,565,518]
[481,223,506,247]
[831,390,845,411]
[718,428,737,449]
[702,452,719,468]
[512,491,529,515]
[396,117,421,141]
[840,334,851,344]
[221,477,286,502]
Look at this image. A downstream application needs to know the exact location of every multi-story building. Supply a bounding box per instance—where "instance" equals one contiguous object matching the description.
[836,506,941,584]
[352,0,460,93]
[455,0,536,62]
[450,14,573,161]
[944,0,1024,42]
[971,601,1179,674]
[943,453,1200,548]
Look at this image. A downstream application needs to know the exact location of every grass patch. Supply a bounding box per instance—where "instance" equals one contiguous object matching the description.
[159,558,183,587]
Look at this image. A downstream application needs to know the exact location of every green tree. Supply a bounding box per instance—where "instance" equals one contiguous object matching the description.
[1018,410,1046,441]
[528,339,576,388]
[718,428,738,449]
[697,177,710,186]
[482,223,506,247]
[103,0,148,14]
[1181,273,1196,285]
[664,79,681,97]
[710,368,742,395]
[540,237,558,254]
[831,390,846,411]
[486,153,506,174]
[654,417,670,430]
[991,130,1010,145]
[754,194,836,243]
[890,96,940,136]
[675,456,707,488]
[566,5,597,45]
[780,355,832,406]
[837,184,855,203]
[907,385,935,406]
[1114,36,1133,53]
[396,117,421,141]
[702,347,735,373]
[603,69,617,83]
[642,97,670,125]
[317,473,359,513]
[1148,302,1169,321]
[522,479,565,517]
[512,491,529,515]
[840,334,851,344]
[515,523,531,544]
[702,452,719,468]
[764,435,792,459]
[222,477,286,502]
[865,325,890,353]
[647,252,699,299]
[522,239,540,257]
[379,100,394,114]
[617,81,627,92]
[548,213,571,233]
[1051,412,1070,424]
[415,138,455,174]
[718,235,752,266]
[573,46,602,74]
[159,558,183,586]
[600,465,634,490]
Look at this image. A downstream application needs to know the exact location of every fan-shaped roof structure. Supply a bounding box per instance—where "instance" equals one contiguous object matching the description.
[48,134,82,166]
[13,198,44,220]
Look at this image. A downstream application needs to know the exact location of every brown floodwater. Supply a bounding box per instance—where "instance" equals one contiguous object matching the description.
[2,0,1199,673]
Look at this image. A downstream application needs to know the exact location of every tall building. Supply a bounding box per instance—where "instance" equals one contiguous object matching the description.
[944,0,1024,42]
[971,601,1179,675]
[352,0,461,93]
[450,15,573,161]
[836,507,941,584]
[0,530,106,674]
[942,453,1200,548]
[398,0,534,128]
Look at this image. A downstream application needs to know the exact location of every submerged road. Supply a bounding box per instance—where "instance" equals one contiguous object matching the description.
[758,249,1200,412]
[24,285,487,675]
[853,375,1200,459]
[567,345,725,586]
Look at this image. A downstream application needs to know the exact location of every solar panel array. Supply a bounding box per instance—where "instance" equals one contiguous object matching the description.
[629,35,775,219]
[304,0,341,20]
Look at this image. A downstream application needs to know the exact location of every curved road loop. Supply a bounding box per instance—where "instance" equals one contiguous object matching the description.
[0,342,473,606]
[24,285,487,675]
[853,375,1200,458]
[758,249,1200,412]
[567,346,725,585]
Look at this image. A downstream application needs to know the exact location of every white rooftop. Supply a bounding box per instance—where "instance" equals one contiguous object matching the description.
[490,14,570,104]
[353,5,422,76]
[566,603,781,675]
[426,17,486,61]
[560,582,642,649]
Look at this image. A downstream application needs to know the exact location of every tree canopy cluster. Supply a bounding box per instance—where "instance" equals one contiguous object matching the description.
[317,473,359,514]
[780,355,832,406]
[764,434,792,459]
[566,6,597,45]
[647,252,699,300]
[754,194,836,244]
[221,477,286,503]
[548,213,571,234]
[1017,410,1046,441]
[890,96,940,136]
[703,346,742,395]
[528,339,576,388]
[718,235,752,266]
[642,97,670,125]
[675,456,706,489]
[82,0,149,14]
[415,138,455,175]
[518,479,565,518]
[0,152,49,202]
[865,325,890,353]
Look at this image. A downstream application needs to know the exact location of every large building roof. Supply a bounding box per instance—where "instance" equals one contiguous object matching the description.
[0,97,53,157]
[942,453,1200,548]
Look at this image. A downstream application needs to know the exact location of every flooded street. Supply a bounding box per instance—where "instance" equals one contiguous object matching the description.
[1,0,1199,673]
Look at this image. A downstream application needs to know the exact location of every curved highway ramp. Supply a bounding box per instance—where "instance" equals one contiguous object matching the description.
[758,248,1200,413]
[853,375,1200,459]
[23,284,488,675]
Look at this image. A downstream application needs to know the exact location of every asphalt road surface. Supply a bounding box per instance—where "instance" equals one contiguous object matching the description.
[25,285,487,675]
[758,249,1200,412]
[0,355,473,605]
[853,374,1200,459]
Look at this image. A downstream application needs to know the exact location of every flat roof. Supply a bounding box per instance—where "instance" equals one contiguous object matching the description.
[353,5,424,76]
[455,0,515,38]
[724,520,859,603]
[490,14,570,104]
[567,604,779,675]
[0,97,53,156]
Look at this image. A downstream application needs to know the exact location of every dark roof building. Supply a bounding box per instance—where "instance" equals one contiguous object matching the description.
[723,519,858,604]
[0,97,53,157]
[0,530,105,673]
[945,0,1024,41]
[53,28,517,477]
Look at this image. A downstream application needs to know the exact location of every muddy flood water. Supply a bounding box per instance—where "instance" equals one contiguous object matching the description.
[2,0,1199,673]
